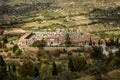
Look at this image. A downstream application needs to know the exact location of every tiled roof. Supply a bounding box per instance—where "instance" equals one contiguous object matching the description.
[45,36,59,39]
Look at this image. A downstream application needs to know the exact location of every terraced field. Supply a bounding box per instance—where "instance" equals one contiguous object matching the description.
[0,0,120,34]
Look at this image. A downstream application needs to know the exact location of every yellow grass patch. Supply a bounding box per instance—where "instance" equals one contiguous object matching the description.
[5,28,26,34]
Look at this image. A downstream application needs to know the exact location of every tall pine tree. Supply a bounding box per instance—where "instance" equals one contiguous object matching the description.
[12,64,16,73]
[0,55,7,80]
[52,61,58,76]
[34,67,39,77]
[115,38,119,47]
[65,33,71,47]
[68,57,76,72]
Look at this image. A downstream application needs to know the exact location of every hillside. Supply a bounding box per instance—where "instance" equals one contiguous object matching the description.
[0,0,120,32]
[0,1,120,80]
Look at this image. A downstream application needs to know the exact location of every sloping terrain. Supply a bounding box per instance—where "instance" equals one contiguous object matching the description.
[0,0,120,32]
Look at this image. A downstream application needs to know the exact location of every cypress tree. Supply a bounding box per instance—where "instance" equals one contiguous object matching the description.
[115,38,119,47]
[89,37,92,45]
[0,55,7,80]
[8,65,11,72]
[65,33,71,47]
[34,67,39,77]
[0,42,2,48]
[12,64,16,72]
[109,38,115,46]
[13,45,18,53]
[68,57,76,72]
[98,39,101,46]
[52,61,58,76]
[3,36,8,44]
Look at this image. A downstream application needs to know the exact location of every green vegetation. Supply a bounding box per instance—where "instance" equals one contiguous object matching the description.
[13,45,22,55]
[0,55,7,80]
[71,56,87,72]
[106,38,120,47]
[65,33,71,47]
[15,48,22,55]
[0,42,120,80]
[18,61,35,77]
[52,61,58,76]
[13,45,19,53]
[32,39,46,48]
[91,46,104,59]
[68,57,76,72]
[91,29,120,39]
[0,0,120,80]
[1,0,120,32]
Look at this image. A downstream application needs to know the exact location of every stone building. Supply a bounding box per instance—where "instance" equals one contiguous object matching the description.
[18,29,98,49]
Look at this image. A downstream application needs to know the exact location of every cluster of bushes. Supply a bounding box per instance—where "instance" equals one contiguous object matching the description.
[106,38,120,47]
[89,6,120,27]
[0,2,52,15]
[13,45,22,56]
[0,45,120,80]
[0,37,120,80]
[31,39,46,48]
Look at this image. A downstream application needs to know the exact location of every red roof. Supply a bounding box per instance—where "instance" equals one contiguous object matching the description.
[45,36,59,39]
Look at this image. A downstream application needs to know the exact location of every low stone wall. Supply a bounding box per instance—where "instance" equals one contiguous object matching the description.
[36,47,80,51]
[23,47,84,51]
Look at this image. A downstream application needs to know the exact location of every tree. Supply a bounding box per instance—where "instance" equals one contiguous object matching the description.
[68,57,76,72]
[65,33,71,47]
[72,56,87,72]
[109,38,115,46]
[15,48,22,56]
[98,39,102,46]
[52,61,58,76]
[13,45,18,53]
[53,50,61,58]
[115,48,120,58]
[0,29,4,35]
[12,64,16,73]
[0,42,2,48]
[8,65,11,72]
[34,67,39,77]
[0,55,7,80]
[67,51,72,56]
[89,37,92,45]
[108,57,120,67]
[3,36,8,44]
[5,72,18,80]
[91,46,103,60]
[115,38,119,47]
[18,61,35,77]
[106,51,113,64]
[32,38,46,48]
[40,38,46,47]
[87,61,107,80]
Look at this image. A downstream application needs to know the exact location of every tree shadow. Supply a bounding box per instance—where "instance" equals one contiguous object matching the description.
[0,2,52,15]
[88,6,120,27]
[0,2,52,28]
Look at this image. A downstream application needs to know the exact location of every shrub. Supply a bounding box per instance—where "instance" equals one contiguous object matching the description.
[71,56,87,72]
[53,49,62,58]
[18,61,35,77]
[13,45,18,53]
[5,72,18,80]
[37,51,44,57]
[4,47,9,52]
[0,42,2,48]
[15,48,22,56]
